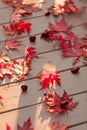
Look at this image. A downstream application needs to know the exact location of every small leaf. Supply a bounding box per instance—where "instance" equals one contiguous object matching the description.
[38,63,61,90]
[17,117,34,130]
[10,8,26,23]
[15,21,31,35]
[0,96,3,100]
[46,120,68,130]
[60,38,82,57]
[3,21,31,35]
[2,24,16,35]
[72,57,80,65]
[25,47,37,62]
[49,17,72,33]
[64,0,77,13]
[5,38,21,50]
[6,124,12,130]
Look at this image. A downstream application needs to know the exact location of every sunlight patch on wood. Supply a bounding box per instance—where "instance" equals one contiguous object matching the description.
[54,0,66,5]
[34,104,51,130]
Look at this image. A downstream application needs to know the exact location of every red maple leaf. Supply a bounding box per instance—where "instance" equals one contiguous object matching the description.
[3,21,31,35]
[72,57,80,65]
[65,32,78,42]
[46,120,68,130]
[60,38,82,57]
[17,117,34,130]
[43,91,78,114]
[63,0,77,13]
[5,0,45,23]
[5,38,21,50]
[0,96,3,100]
[6,117,34,130]
[25,47,37,59]
[37,63,61,90]
[15,21,31,35]
[22,4,42,14]
[25,47,37,65]
[10,8,26,23]
[63,0,85,15]
[6,124,12,130]
[2,24,16,35]
[49,17,72,33]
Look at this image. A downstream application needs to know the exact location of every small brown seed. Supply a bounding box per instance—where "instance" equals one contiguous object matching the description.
[71,67,80,74]
[21,85,27,92]
[45,11,51,16]
[41,32,49,38]
[29,36,36,42]
[60,100,68,108]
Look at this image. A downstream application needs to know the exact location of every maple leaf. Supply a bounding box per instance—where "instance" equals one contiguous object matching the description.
[6,124,12,130]
[25,47,37,59]
[43,91,78,114]
[9,0,46,23]
[0,96,3,100]
[2,24,16,35]
[10,8,26,23]
[6,117,33,130]
[24,47,37,66]
[46,120,68,130]
[5,38,21,50]
[49,17,72,33]
[50,3,65,16]
[63,0,77,13]
[15,21,31,35]
[49,0,84,16]
[22,3,42,14]
[17,117,34,130]
[3,21,31,35]
[72,57,80,65]
[65,32,78,42]
[60,38,82,57]
[37,63,61,90]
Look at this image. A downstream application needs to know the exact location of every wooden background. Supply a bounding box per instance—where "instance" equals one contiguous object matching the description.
[0,0,87,129]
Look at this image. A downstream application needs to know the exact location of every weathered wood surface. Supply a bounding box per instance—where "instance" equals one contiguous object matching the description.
[0,0,87,130]
[0,92,87,130]
[0,66,87,113]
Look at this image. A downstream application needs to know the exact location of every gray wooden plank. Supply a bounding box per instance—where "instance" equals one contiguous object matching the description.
[0,92,87,130]
[0,66,87,113]
[69,124,87,130]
